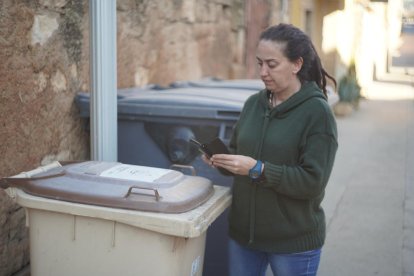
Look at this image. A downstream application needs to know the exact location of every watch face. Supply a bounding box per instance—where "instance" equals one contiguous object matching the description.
[249,160,262,179]
[250,171,260,179]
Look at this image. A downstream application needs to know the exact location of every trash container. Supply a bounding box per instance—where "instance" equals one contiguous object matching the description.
[1,161,231,276]
[171,77,339,106]
[75,85,258,187]
[75,84,258,275]
[170,77,265,91]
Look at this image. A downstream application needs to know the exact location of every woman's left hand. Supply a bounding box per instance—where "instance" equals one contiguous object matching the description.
[210,154,257,176]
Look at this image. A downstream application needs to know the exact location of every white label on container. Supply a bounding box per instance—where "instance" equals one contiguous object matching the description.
[99,164,170,182]
[191,256,201,276]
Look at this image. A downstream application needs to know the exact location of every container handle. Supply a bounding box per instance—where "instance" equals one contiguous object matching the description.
[169,164,196,176]
[124,186,161,201]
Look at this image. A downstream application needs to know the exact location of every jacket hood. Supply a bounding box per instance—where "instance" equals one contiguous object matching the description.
[259,81,326,116]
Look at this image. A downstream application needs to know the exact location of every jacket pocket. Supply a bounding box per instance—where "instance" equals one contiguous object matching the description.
[255,189,321,239]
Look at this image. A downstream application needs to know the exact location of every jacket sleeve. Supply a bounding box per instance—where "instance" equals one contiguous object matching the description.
[263,132,338,199]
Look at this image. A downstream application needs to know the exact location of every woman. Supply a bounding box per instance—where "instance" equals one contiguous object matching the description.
[204,23,338,275]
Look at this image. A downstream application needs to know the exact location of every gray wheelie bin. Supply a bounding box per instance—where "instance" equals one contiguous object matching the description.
[170,77,265,91]
[170,77,338,106]
[75,83,259,276]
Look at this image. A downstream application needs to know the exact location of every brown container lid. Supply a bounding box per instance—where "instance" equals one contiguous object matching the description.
[2,161,214,213]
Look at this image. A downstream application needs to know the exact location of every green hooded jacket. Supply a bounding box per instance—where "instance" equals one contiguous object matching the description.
[228,81,338,253]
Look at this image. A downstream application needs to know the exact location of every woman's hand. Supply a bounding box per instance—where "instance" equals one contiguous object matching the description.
[210,154,257,176]
[201,154,213,166]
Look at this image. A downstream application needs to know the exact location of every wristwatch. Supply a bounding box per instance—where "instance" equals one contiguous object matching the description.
[249,160,263,180]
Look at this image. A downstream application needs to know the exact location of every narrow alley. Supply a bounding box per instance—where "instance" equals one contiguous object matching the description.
[319,78,414,276]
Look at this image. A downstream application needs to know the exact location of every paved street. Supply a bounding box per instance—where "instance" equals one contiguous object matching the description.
[318,78,414,276]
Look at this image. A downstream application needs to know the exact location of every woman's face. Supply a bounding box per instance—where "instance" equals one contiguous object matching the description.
[256,40,302,94]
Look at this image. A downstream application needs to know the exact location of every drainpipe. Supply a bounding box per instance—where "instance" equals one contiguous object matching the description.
[89,0,118,161]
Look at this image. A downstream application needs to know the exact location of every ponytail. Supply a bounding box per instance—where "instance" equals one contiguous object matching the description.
[310,44,336,97]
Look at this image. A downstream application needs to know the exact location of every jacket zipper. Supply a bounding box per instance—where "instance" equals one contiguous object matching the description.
[249,107,272,244]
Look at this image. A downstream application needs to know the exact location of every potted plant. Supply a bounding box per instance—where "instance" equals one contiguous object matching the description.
[334,63,361,116]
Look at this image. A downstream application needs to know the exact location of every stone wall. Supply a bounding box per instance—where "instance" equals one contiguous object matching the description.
[114,0,246,88]
[0,0,245,274]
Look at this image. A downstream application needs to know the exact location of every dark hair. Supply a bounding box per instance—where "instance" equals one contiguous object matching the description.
[259,23,336,97]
